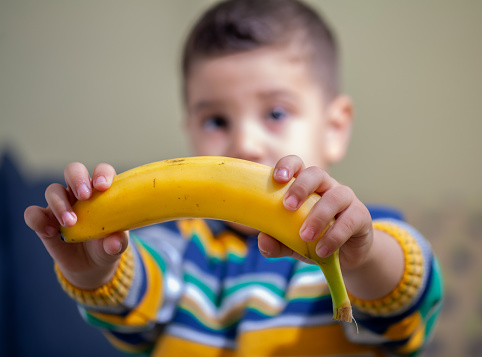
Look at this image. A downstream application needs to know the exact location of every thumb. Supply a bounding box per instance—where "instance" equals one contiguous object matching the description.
[103,231,129,257]
[258,232,315,265]
[89,231,130,267]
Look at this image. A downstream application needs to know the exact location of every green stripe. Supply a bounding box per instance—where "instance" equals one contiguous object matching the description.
[132,233,167,274]
[294,263,321,274]
[179,305,239,331]
[83,309,120,331]
[191,232,247,264]
[421,257,444,338]
[223,280,284,298]
[184,273,217,303]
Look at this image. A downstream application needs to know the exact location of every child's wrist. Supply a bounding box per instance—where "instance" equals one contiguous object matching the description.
[54,245,134,307]
[348,221,424,315]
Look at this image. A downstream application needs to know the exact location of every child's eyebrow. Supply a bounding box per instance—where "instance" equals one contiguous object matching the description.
[258,89,297,101]
[190,100,224,114]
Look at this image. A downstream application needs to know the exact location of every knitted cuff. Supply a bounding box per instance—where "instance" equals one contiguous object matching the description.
[348,221,424,316]
[54,245,134,307]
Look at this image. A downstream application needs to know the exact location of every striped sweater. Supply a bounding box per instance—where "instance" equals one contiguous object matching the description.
[72,211,443,356]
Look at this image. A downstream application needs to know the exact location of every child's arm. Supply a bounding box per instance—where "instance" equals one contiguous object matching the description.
[259,155,443,354]
[258,155,404,299]
[25,162,189,354]
[24,162,128,290]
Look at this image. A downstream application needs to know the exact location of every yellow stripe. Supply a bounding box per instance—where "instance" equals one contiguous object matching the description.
[349,221,425,315]
[178,219,247,260]
[103,331,152,354]
[396,322,425,354]
[384,311,424,340]
[153,334,234,357]
[286,281,330,300]
[217,231,248,258]
[238,324,383,356]
[88,242,163,326]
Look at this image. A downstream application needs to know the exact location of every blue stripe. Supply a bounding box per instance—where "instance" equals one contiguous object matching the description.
[173,310,238,339]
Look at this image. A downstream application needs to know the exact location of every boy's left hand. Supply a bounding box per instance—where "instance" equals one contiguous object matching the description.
[258,155,373,271]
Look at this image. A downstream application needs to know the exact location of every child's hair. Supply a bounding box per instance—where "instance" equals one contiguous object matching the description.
[182,0,339,101]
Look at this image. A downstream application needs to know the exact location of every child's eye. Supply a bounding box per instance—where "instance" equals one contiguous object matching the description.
[203,116,228,131]
[268,107,288,121]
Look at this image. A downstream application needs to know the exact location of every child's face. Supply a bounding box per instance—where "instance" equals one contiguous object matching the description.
[184,46,351,169]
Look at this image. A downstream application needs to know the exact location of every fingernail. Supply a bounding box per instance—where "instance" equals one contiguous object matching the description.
[45,225,57,237]
[300,226,316,242]
[317,245,330,258]
[275,168,289,180]
[112,241,123,255]
[61,211,76,227]
[95,175,107,186]
[258,246,272,257]
[284,195,299,210]
[77,183,91,198]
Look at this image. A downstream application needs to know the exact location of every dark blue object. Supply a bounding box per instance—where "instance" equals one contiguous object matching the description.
[0,151,124,357]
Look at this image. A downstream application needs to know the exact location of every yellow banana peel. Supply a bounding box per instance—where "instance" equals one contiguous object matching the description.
[60,156,352,322]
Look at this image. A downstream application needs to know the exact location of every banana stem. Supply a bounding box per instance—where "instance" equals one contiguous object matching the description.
[312,250,353,322]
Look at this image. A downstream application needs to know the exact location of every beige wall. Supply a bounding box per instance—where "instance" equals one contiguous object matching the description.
[1,0,481,208]
[1,1,482,354]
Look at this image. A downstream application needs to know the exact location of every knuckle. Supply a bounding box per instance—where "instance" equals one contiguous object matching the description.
[95,162,109,171]
[45,183,63,198]
[64,161,83,175]
[95,163,116,177]
[309,216,330,235]
[24,206,37,226]
[285,154,301,163]
[331,217,356,244]
[306,165,325,178]
[339,215,356,235]
[278,155,303,172]
[340,185,355,198]
[64,162,89,183]
[327,185,352,206]
[290,180,310,197]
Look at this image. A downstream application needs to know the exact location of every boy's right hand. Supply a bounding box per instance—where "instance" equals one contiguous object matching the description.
[24,162,129,290]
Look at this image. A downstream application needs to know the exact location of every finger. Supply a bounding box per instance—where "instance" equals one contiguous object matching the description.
[299,184,354,242]
[283,166,336,211]
[87,231,129,267]
[45,183,77,227]
[64,162,92,201]
[315,200,368,259]
[102,231,128,256]
[92,163,116,191]
[24,205,59,238]
[258,232,314,264]
[273,155,305,183]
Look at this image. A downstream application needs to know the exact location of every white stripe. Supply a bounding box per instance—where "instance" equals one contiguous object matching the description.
[224,272,288,291]
[239,313,336,332]
[219,285,285,313]
[167,324,235,349]
[290,269,326,287]
[183,260,220,293]
[182,283,286,323]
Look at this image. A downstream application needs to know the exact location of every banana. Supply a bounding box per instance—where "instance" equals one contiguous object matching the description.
[60,156,352,322]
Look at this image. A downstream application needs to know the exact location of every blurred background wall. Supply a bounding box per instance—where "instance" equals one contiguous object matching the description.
[1,0,481,356]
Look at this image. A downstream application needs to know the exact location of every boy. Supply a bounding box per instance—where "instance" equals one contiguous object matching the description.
[24,0,443,355]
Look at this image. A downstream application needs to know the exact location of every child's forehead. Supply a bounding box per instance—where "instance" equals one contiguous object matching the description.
[187,45,316,88]
[193,43,308,69]
[184,48,329,114]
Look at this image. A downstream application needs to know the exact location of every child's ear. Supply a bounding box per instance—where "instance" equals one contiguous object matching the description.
[325,95,354,164]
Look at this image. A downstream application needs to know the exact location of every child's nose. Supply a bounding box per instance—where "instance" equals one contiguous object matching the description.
[229,120,265,162]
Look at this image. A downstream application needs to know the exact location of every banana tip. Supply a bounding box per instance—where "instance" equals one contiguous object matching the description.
[335,305,353,323]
